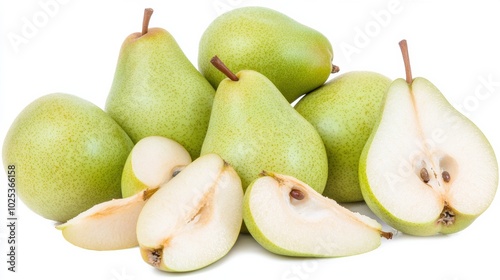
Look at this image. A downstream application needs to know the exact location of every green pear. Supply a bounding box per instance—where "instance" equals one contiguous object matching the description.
[198,6,336,103]
[105,8,215,159]
[2,93,134,222]
[359,40,498,236]
[295,71,392,202]
[201,57,328,194]
[244,171,392,257]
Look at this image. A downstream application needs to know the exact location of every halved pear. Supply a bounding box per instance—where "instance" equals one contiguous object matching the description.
[121,136,192,197]
[56,187,158,250]
[243,171,392,257]
[359,40,498,236]
[136,153,243,272]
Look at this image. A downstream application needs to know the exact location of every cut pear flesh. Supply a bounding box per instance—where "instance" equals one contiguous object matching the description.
[56,188,158,250]
[244,172,392,257]
[360,78,498,236]
[121,136,192,197]
[136,153,243,272]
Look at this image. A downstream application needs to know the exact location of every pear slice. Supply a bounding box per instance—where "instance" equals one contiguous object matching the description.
[243,171,392,257]
[56,187,157,250]
[56,136,190,250]
[359,40,498,236]
[136,153,243,272]
[121,136,192,197]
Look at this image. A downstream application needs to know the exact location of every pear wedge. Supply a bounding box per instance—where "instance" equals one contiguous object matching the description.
[121,136,191,197]
[56,187,157,250]
[243,171,392,257]
[359,40,498,236]
[136,153,243,272]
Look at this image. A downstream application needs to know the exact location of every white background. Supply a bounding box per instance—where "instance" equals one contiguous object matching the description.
[1,0,500,279]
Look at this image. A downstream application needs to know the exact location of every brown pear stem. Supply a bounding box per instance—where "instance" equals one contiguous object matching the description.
[331,64,340,74]
[399,39,412,84]
[210,56,239,81]
[381,231,394,240]
[142,8,154,36]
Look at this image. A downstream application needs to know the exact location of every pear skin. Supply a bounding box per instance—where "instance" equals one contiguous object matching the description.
[199,6,335,103]
[295,71,392,202]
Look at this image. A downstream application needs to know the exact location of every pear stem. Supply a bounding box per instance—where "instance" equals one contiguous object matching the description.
[399,39,412,84]
[142,8,154,36]
[331,64,340,74]
[210,56,239,81]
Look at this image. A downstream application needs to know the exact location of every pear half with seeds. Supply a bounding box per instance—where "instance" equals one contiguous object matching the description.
[243,171,392,257]
[136,153,243,272]
[359,40,498,236]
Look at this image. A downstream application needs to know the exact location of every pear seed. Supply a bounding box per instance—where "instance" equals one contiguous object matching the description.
[172,169,181,177]
[290,189,305,200]
[442,171,451,183]
[420,168,430,183]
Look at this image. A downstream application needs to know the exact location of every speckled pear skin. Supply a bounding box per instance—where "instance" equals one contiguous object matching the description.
[2,93,134,222]
[198,6,333,103]
[106,27,215,159]
[200,70,328,194]
[295,71,391,202]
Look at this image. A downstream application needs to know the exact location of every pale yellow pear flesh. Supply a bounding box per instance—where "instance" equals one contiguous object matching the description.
[105,25,215,159]
[136,153,243,272]
[243,172,391,257]
[121,136,192,197]
[201,70,328,195]
[2,93,134,222]
[198,6,334,103]
[295,71,392,202]
[359,78,498,236]
[56,188,158,250]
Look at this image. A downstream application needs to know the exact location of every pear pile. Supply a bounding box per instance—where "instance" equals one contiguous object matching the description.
[3,6,498,273]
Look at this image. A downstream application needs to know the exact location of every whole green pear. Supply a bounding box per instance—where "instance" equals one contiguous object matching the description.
[201,57,328,194]
[105,9,215,159]
[198,6,335,103]
[295,71,391,202]
[2,93,134,222]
